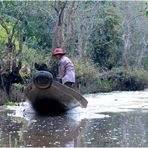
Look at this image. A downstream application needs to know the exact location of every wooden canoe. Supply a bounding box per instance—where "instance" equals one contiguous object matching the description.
[24,71,88,115]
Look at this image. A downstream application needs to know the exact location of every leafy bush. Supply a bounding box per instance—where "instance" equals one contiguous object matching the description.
[100,68,148,91]
[72,58,100,93]
[142,57,148,71]
[4,101,18,106]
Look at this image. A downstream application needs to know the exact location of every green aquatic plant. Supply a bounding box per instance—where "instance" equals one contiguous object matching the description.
[13,83,24,89]
[4,101,18,106]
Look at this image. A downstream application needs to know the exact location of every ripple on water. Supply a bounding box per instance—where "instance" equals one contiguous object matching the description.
[5,90,148,121]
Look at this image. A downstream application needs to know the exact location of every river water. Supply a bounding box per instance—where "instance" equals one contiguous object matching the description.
[0,90,148,147]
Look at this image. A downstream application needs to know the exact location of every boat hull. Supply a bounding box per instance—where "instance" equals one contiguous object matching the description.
[24,71,88,115]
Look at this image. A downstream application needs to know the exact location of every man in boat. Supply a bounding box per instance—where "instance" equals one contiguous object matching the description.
[52,47,75,88]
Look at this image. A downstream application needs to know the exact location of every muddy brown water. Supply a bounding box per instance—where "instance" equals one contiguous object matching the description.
[0,90,148,147]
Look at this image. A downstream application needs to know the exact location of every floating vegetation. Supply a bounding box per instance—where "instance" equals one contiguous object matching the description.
[4,101,19,106]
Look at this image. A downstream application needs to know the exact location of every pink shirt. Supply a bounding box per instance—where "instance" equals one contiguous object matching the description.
[58,56,75,84]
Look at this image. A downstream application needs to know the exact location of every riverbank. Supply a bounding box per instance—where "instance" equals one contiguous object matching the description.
[75,68,148,94]
[0,85,25,105]
[0,68,148,104]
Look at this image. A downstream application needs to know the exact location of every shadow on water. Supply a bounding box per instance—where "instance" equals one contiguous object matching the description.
[0,107,87,147]
[0,108,148,147]
[32,97,68,116]
[0,90,148,147]
[23,115,87,147]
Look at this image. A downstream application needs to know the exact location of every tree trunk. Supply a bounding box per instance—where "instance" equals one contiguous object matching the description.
[62,1,75,50]
[52,1,75,51]
[136,34,147,69]
[122,2,131,69]
[122,34,130,69]
[0,17,21,73]
[52,1,67,49]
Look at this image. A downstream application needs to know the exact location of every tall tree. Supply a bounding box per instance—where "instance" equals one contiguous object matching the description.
[51,1,76,50]
[116,1,148,69]
[89,2,121,69]
[72,1,101,58]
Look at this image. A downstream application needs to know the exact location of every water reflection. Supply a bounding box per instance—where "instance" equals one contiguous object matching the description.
[0,108,25,147]
[0,107,88,147]
[0,90,148,147]
[0,110,148,147]
[83,112,148,147]
[23,115,88,147]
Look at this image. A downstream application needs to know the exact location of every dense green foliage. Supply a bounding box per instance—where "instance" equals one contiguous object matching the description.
[89,3,121,69]
[0,1,148,95]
